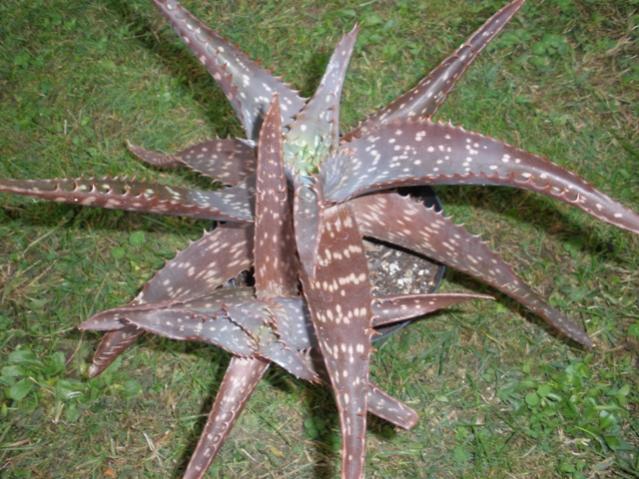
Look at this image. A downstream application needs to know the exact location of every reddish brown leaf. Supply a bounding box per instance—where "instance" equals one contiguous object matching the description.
[367,383,418,430]
[81,311,143,332]
[263,297,313,350]
[80,288,254,332]
[350,192,593,347]
[84,293,318,381]
[217,301,318,382]
[87,225,254,377]
[372,292,493,327]
[88,328,141,378]
[127,138,256,185]
[183,357,269,479]
[254,96,299,297]
[301,203,374,479]
[85,292,439,414]
[0,177,253,222]
[152,0,305,139]
[325,119,639,235]
[343,0,525,140]
[260,301,421,429]
[122,308,257,356]
[135,225,253,304]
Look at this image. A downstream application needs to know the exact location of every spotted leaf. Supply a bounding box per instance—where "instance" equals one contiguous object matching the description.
[293,178,324,279]
[325,119,639,235]
[350,192,593,347]
[87,328,141,379]
[185,298,316,382]
[135,225,253,304]
[367,383,418,430]
[255,301,421,430]
[286,25,359,170]
[86,226,253,377]
[308,349,420,430]
[84,291,429,426]
[183,357,269,479]
[264,297,312,350]
[80,288,255,332]
[181,359,417,479]
[85,297,258,360]
[372,292,493,327]
[152,0,305,139]
[94,286,459,428]
[80,311,144,332]
[86,293,316,382]
[0,177,253,222]
[343,0,524,141]
[301,203,373,479]
[127,138,256,185]
[122,308,257,356]
[254,96,299,297]
[219,301,318,382]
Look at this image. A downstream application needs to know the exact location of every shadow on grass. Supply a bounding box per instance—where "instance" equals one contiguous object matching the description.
[443,268,592,351]
[104,0,329,138]
[0,201,211,237]
[171,347,231,477]
[437,185,623,263]
[104,0,239,137]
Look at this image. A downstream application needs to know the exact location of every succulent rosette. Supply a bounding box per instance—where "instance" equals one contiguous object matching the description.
[2,1,638,478]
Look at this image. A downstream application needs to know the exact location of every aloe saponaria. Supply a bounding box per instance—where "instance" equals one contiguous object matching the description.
[79,97,491,478]
[1,0,639,477]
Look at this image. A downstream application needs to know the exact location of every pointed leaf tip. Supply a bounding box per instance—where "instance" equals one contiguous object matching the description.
[286,25,359,169]
[350,192,594,348]
[183,357,269,479]
[254,95,299,297]
[126,141,180,169]
[152,0,304,139]
[301,203,373,479]
[326,119,639,236]
[128,139,256,184]
[372,292,494,327]
[0,177,253,222]
[88,328,143,378]
[343,0,525,140]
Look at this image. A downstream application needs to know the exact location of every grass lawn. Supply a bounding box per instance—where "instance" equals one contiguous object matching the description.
[1,0,638,477]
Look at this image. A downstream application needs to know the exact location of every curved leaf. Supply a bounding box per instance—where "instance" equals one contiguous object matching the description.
[343,0,525,140]
[152,0,305,138]
[325,119,639,235]
[350,192,594,347]
[0,177,253,222]
[128,138,256,185]
[183,357,269,479]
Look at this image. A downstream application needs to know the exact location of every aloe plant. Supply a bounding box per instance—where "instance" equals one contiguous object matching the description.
[1,0,638,477]
[77,97,490,478]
